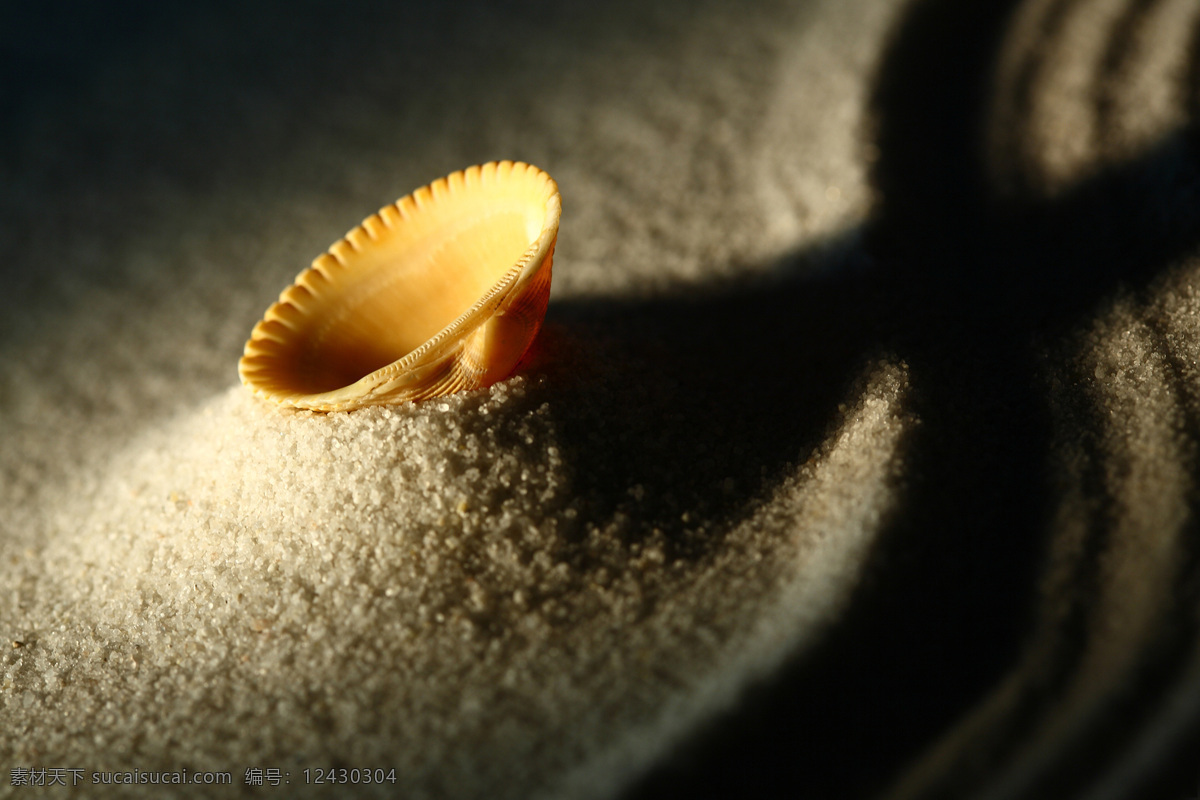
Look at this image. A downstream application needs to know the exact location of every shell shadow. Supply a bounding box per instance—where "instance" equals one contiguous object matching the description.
[606,0,1200,797]
[536,240,890,563]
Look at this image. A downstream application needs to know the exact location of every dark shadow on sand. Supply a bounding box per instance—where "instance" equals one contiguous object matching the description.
[602,0,1200,798]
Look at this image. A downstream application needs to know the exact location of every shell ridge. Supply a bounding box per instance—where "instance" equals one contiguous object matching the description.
[361,214,386,240]
[392,256,529,369]
[311,254,340,273]
[394,233,548,366]
[327,245,349,266]
[360,231,547,381]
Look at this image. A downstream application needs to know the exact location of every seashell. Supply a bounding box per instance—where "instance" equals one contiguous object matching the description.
[239,161,561,412]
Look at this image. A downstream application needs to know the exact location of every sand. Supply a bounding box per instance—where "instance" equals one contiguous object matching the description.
[3,0,1200,798]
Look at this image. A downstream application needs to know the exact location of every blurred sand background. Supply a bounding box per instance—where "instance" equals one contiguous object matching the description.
[2,0,1200,797]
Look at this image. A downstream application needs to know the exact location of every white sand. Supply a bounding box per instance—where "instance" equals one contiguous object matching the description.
[0,0,910,796]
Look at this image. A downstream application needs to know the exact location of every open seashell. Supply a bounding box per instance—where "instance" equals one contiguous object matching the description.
[239,161,560,412]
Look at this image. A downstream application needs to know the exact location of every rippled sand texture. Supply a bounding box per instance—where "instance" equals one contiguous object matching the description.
[3,0,1200,798]
[878,1,1200,796]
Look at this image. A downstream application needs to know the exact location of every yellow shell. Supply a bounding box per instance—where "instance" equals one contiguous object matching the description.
[239,161,560,411]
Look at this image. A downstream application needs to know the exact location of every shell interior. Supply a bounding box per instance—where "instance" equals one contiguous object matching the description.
[239,161,560,411]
